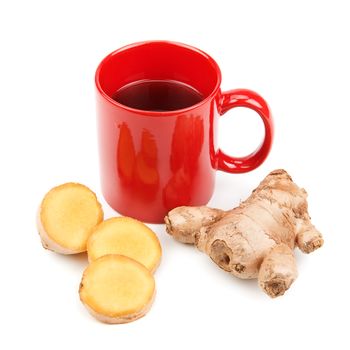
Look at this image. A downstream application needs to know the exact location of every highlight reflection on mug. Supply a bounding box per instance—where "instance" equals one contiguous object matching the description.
[117,124,159,201]
[117,123,136,185]
[164,115,204,209]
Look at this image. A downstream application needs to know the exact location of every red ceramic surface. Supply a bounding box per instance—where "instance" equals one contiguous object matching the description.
[95,41,273,223]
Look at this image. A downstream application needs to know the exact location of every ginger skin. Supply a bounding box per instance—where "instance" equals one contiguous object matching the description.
[164,169,323,298]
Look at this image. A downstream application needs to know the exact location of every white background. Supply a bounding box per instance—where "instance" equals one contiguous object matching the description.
[1,0,349,349]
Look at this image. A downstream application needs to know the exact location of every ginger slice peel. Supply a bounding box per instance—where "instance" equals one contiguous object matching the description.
[165,169,324,297]
[87,217,162,273]
[38,183,103,254]
[79,254,155,324]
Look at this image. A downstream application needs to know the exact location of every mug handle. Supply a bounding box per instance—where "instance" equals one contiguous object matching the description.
[217,88,274,173]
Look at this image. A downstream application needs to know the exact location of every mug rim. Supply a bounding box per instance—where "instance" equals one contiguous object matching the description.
[95,40,222,116]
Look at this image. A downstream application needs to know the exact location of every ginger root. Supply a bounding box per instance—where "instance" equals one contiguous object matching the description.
[79,254,155,324]
[165,169,323,298]
[87,217,162,273]
[38,183,104,254]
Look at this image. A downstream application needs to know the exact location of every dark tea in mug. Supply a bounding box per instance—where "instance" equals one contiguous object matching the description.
[112,79,203,111]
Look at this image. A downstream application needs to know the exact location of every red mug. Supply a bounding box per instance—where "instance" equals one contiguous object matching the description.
[95,41,273,223]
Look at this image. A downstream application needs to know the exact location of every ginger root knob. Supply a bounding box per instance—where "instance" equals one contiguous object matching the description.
[165,169,323,297]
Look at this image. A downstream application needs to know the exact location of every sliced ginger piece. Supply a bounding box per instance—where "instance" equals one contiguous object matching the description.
[87,217,162,273]
[79,254,155,324]
[38,183,103,254]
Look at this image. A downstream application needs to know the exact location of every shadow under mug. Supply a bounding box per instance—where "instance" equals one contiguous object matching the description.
[95,41,273,223]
